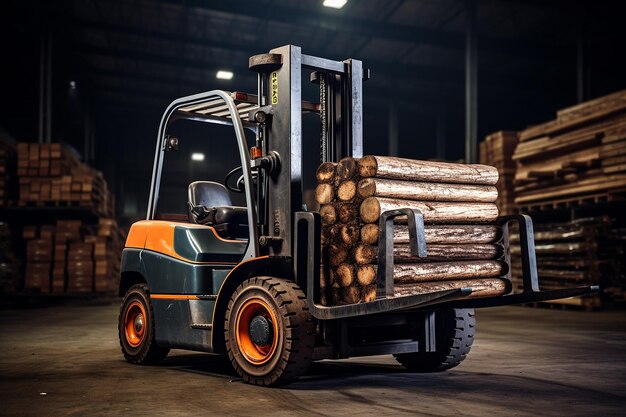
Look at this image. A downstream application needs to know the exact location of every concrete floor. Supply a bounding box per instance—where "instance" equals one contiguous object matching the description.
[1,304,625,417]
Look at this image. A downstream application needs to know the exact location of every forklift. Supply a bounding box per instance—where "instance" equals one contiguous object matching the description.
[118,45,597,386]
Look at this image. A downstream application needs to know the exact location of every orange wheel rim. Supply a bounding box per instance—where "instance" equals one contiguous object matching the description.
[235,298,279,365]
[124,301,147,348]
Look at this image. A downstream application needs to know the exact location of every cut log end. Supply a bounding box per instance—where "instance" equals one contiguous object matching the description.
[316,162,336,183]
[320,204,337,225]
[336,157,358,180]
[337,180,357,201]
[315,183,335,205]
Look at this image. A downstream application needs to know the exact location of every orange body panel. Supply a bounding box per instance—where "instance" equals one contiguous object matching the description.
[125,220,245,264]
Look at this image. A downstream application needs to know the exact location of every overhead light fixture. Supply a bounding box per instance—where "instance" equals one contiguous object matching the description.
[69,80,77,89]
[191,153,205,161]
[216,70,234,80]
[323,0,347,9]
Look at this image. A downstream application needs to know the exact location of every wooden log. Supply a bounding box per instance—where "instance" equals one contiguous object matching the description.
[328,243,349,267]
[338,203,358,223]
[336,263,355,287]
[358,243,502,264]
[354,244,377,265]
[337,180,357,201]
[342,286,361,304]
[320,204,337,225]
[357,265,376,286]
[336,157,358,181]
[394,278,511,299]
[330,288,342,305]
[315,183,334,205]
[357,155,499,185]
[316,162,336,184]
[390,260,507,284]
[360,224,500,246]
[340,223,360,246]
[357,178,498,203]
[362,284,377,302]
[359,197,499,224]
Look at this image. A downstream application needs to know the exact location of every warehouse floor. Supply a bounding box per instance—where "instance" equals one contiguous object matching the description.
[1,303,625,417]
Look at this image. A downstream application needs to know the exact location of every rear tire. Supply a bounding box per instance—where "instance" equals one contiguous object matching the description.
[225,277,315,386]
[118,283,169,365]
[395,308,475,372]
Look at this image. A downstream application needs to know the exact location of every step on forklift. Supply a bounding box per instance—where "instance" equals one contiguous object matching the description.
[118,45,598,386]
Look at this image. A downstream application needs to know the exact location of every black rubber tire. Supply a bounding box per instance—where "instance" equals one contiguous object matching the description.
[224,277,315,386]
[118,283,170,365]
[394,308,475,372]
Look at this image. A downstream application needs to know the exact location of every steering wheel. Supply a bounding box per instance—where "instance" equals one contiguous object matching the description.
[224,166,245,193]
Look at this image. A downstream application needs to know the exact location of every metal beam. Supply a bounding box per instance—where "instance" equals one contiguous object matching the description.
[154,0,571,61]
[465,0,478,164]
[72,20,568,92]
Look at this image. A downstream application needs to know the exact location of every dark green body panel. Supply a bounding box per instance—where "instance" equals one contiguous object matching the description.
[119,224,248,352]
[173,226,247,263]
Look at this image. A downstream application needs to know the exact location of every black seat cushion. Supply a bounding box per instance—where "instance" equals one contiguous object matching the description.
[187,181,248,227]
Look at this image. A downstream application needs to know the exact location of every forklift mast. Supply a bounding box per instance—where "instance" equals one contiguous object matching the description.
[249,44,365,258]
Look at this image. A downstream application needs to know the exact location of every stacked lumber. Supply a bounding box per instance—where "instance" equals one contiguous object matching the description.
[0,222,20,294]
[23,226,54,293]
[513,90,626,211]
[480,131,519,215]
[509,216,626,310]
[0,139,17,206]
[21,219,124,295]
[316,155,510,306]
[16,143,114,217]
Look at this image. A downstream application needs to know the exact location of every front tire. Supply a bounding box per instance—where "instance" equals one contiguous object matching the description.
[225,277,315,386]
[395,308,475,372]
[118,283,169,365]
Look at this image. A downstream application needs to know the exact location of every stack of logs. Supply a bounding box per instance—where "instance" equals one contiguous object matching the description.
[316,155,511,306]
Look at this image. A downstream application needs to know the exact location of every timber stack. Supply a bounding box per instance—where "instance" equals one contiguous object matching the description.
[479,131,518,215]
[509,217,625,310]
[513,89,626,211]
[316,155,511,306]
[16,143,114,217]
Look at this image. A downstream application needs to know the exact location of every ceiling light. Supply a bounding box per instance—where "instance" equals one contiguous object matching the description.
[216,70,234,80]
[323,0,347,9]
[191,153,205,161]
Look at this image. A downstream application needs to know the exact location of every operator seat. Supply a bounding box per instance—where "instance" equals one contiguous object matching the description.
[187,181,248,239]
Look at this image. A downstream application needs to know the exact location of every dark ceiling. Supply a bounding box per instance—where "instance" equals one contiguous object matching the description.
[1,0,625,219]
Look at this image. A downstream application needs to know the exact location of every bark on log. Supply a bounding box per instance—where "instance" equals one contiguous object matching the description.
[340,224,361,246]
[328,243,348,266]
[336,263,355,287]
[320,204,337,225]
[315,183,335,205]
[360,224,500,246]
[359,197,499,224]
[357,265,377,286]
[337,180,357,201]
[357,178,498,203]
[364,243,503,264]
[357,155,499,185]
[338,203,358,223]
[394,278,511,299]
[390,260,507,284]
[316,162,336,184]
[336,157,358,181]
